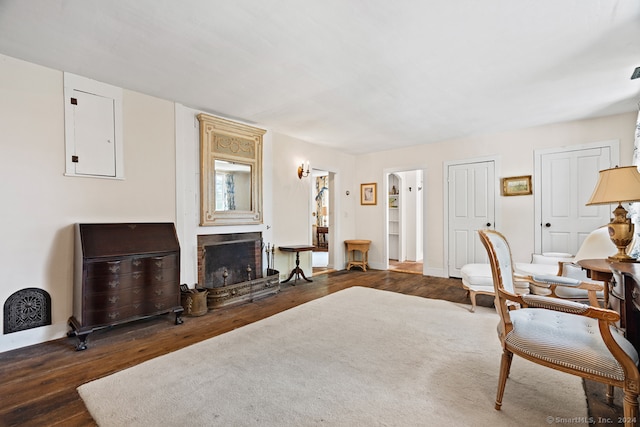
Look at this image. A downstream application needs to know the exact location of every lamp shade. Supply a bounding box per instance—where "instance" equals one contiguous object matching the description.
[586,166,640,205]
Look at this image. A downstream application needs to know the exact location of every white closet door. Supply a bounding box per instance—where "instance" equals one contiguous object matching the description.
[540,147,612,254]
[448,160,495,277]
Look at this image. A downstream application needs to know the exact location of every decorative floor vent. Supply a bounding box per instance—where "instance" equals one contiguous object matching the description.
[4,288,51,334]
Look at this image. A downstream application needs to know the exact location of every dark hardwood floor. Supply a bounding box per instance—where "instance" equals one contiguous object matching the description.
[0,270,627,426]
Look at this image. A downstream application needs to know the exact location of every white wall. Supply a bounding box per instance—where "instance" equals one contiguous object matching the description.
[270,133,357,277]
[0,54,177,352]
[355,112,637,276]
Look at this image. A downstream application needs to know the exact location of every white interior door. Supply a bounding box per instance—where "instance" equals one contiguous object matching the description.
[540,147,613,254]
[448,160,495,277]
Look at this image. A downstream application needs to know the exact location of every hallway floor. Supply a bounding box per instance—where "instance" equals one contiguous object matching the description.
[312,251,334,276]
[388,260,423,274]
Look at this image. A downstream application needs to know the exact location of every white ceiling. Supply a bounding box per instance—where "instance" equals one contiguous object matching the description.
[1,1,639,155]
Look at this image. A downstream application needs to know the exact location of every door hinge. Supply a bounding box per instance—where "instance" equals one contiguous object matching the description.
[72,155,79,163]
[70,97,77,105]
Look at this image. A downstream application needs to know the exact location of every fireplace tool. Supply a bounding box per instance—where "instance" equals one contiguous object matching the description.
[266,243,276,276]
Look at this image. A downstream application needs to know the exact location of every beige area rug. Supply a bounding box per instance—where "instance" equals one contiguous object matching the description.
[78,287,587,426]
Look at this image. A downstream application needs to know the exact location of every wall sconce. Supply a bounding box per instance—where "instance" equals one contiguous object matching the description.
[297,161,310,179]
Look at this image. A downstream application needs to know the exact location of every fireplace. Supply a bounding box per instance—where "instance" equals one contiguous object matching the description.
[197,233,279,308]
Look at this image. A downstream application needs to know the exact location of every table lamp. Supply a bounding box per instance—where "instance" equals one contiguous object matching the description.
[586,166,640,262]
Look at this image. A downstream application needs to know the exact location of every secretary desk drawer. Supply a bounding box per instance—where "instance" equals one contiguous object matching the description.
[148,254,178,271]
[146,295,179,313]
[146,281,179,300]
[84,291,132,309]
[86,259,132,277]
[82,306,134,326]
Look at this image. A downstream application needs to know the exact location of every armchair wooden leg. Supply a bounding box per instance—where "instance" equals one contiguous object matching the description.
[469,291,477,313]
[622,391,639,427]
[606,385,614,405]
[495,349,513,410]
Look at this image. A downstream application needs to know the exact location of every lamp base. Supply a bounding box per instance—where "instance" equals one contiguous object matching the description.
[606,205,637,263]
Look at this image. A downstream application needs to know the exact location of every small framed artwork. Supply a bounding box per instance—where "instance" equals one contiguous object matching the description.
[502,175,532,196]
[360,183,377,205]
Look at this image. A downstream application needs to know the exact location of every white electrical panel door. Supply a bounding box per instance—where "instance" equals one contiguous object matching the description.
[70,90,117,177]
[64,72,123,179]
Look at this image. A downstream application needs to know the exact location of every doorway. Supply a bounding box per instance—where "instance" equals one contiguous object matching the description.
[311,170,333,275]
[386,170,424,274]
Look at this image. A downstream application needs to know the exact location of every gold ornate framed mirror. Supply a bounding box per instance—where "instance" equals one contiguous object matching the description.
[197,114,265,226]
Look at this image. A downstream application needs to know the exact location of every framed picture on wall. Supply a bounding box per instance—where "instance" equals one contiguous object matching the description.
[502,175,532,196]
[360,183,377,205]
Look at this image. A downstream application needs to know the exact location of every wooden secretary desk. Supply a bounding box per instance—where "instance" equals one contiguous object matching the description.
[609,262,640,355]
[68,223,183,350]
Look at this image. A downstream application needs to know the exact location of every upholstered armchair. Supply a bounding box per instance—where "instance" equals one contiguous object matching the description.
[526,226,616,301]
[461,251,572,313]
[478,229,639,426]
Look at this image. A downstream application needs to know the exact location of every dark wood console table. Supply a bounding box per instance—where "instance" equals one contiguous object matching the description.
[609,263,640,355]
[279,245,315,284]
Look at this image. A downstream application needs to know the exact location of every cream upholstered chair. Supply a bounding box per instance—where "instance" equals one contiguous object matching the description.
[461,252,572,313]
[478,229,640,425]
[461,263,530,312]
[527,225,615,300]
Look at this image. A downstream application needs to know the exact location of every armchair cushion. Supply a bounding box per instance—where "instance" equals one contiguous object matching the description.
[555,262,605,299]
[521,294,591,313]
[461,263,529,292]
[502,308,638,381]
[514,262,560,277]
[530,252,574,265]
[461,263,529,312]
[460,263,493,288]
[560,262,590,280]
[531,275,581,288]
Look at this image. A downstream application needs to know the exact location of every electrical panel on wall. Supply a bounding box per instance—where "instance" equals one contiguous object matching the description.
[63,72,124,179]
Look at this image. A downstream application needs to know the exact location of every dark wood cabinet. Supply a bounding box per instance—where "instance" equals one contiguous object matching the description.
[610,263,640,355]
[68,223,183,350]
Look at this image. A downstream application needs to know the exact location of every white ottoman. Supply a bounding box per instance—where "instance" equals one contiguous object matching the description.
[460,264,529,312]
